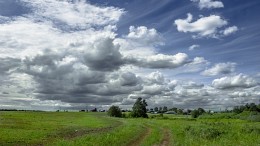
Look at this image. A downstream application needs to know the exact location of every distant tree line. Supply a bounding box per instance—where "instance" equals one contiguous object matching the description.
[0,109,44,112]
[107,98,260,119]
[108,97,148,118]
[232,103,260,114]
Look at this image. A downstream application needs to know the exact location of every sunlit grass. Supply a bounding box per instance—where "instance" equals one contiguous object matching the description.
[0,111,259,146]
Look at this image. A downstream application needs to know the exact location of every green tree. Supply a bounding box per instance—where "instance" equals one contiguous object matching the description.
[169,107,178,113]
[131,98,148,118]
[198,107,205,115]
[154,107,158,112]
[249,103,257,111]
[177,109,183,115]
[191,109,200,118]
[163,106,168,112]
[107,105,122,117]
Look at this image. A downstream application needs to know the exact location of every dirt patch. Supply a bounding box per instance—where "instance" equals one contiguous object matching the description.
[62,126,117,139]
[127,126,152,146]
[33,119,123,146]
[159,128,171,146]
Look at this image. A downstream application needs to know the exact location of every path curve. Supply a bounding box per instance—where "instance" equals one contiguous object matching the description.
[127,126,152,146]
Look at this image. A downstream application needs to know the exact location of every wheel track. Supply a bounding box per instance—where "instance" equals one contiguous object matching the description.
[127,126,152,146]
[159,128,171,146]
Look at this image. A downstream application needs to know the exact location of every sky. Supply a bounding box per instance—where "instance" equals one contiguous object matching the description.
[0,0,260,111]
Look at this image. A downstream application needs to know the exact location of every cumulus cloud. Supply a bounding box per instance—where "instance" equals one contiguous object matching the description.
[191,0,224,9]
[0,0,254,110]
[83,38,124,71]
[222,26,238,36]
[146,71,166,85]
[22,0,124,29]
[189,44,200,51]
[182,81,204,89]
[126,53,190,69]
[175,13,228,38]
[1,0,199,108]
[212,74,258,89]
[127,26,164,46]
[202,62,236,76]
[230,91,251,98]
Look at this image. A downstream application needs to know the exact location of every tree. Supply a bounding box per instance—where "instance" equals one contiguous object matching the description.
[249,103,257,111]
[169,107,178,113]
[191,109,200,118]
[154,107,158,112]
[131,98,148,118]
[163,106,168,112]
[198,107,205,115]
[177,109,183,115]
[233,106,243,114]
[108,105,122,117]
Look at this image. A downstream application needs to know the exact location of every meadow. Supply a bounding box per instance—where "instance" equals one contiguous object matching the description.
[0,111,259,146]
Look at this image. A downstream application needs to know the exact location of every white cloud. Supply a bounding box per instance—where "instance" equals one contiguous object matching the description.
[202,62,236,76]
[223,26,238,36]
[127,26,164,46]
[21,0,124,29]
[191,0,224,9]
[126,53,190,69]
[179,57,210,73]
[230,91,251,97]
[189,44,200,51]
[212,74,258,89]
[174,13,228,38]
[0,0,255,110]
[146,71,165,85]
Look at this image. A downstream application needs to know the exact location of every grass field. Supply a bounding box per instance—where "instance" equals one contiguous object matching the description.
[0,111,259,146]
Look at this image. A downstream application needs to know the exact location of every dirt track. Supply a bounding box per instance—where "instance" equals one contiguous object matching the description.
[127,126,152,146]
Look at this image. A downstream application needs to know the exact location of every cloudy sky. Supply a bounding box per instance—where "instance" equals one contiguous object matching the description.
[0,0,260,111]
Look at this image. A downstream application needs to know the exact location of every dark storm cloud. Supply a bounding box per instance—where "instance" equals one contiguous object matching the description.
[83,38,125,71]
[2,92,9,94]
[21,48,144,103]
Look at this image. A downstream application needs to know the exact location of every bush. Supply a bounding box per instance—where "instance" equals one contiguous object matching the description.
[191,110,200,118]
[107,105,122,117]
[184,125,224,140]
[242,125,260,134]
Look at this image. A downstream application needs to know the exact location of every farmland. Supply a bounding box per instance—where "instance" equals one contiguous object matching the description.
[0,111,259,146]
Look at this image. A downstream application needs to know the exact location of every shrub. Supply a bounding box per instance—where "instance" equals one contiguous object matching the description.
[107,105,122,117]
[191,110,200,118]
[184,125,224,140]
[242,125,260,134]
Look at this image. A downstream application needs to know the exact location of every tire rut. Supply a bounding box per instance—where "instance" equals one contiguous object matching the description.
[159,128,171,146]
[33,118,123,146]
[127,126,152,146]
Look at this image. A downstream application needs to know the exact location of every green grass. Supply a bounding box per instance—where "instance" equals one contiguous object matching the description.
[0,111,113,145]
[54,118,146,146]
[0,111,259,146]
